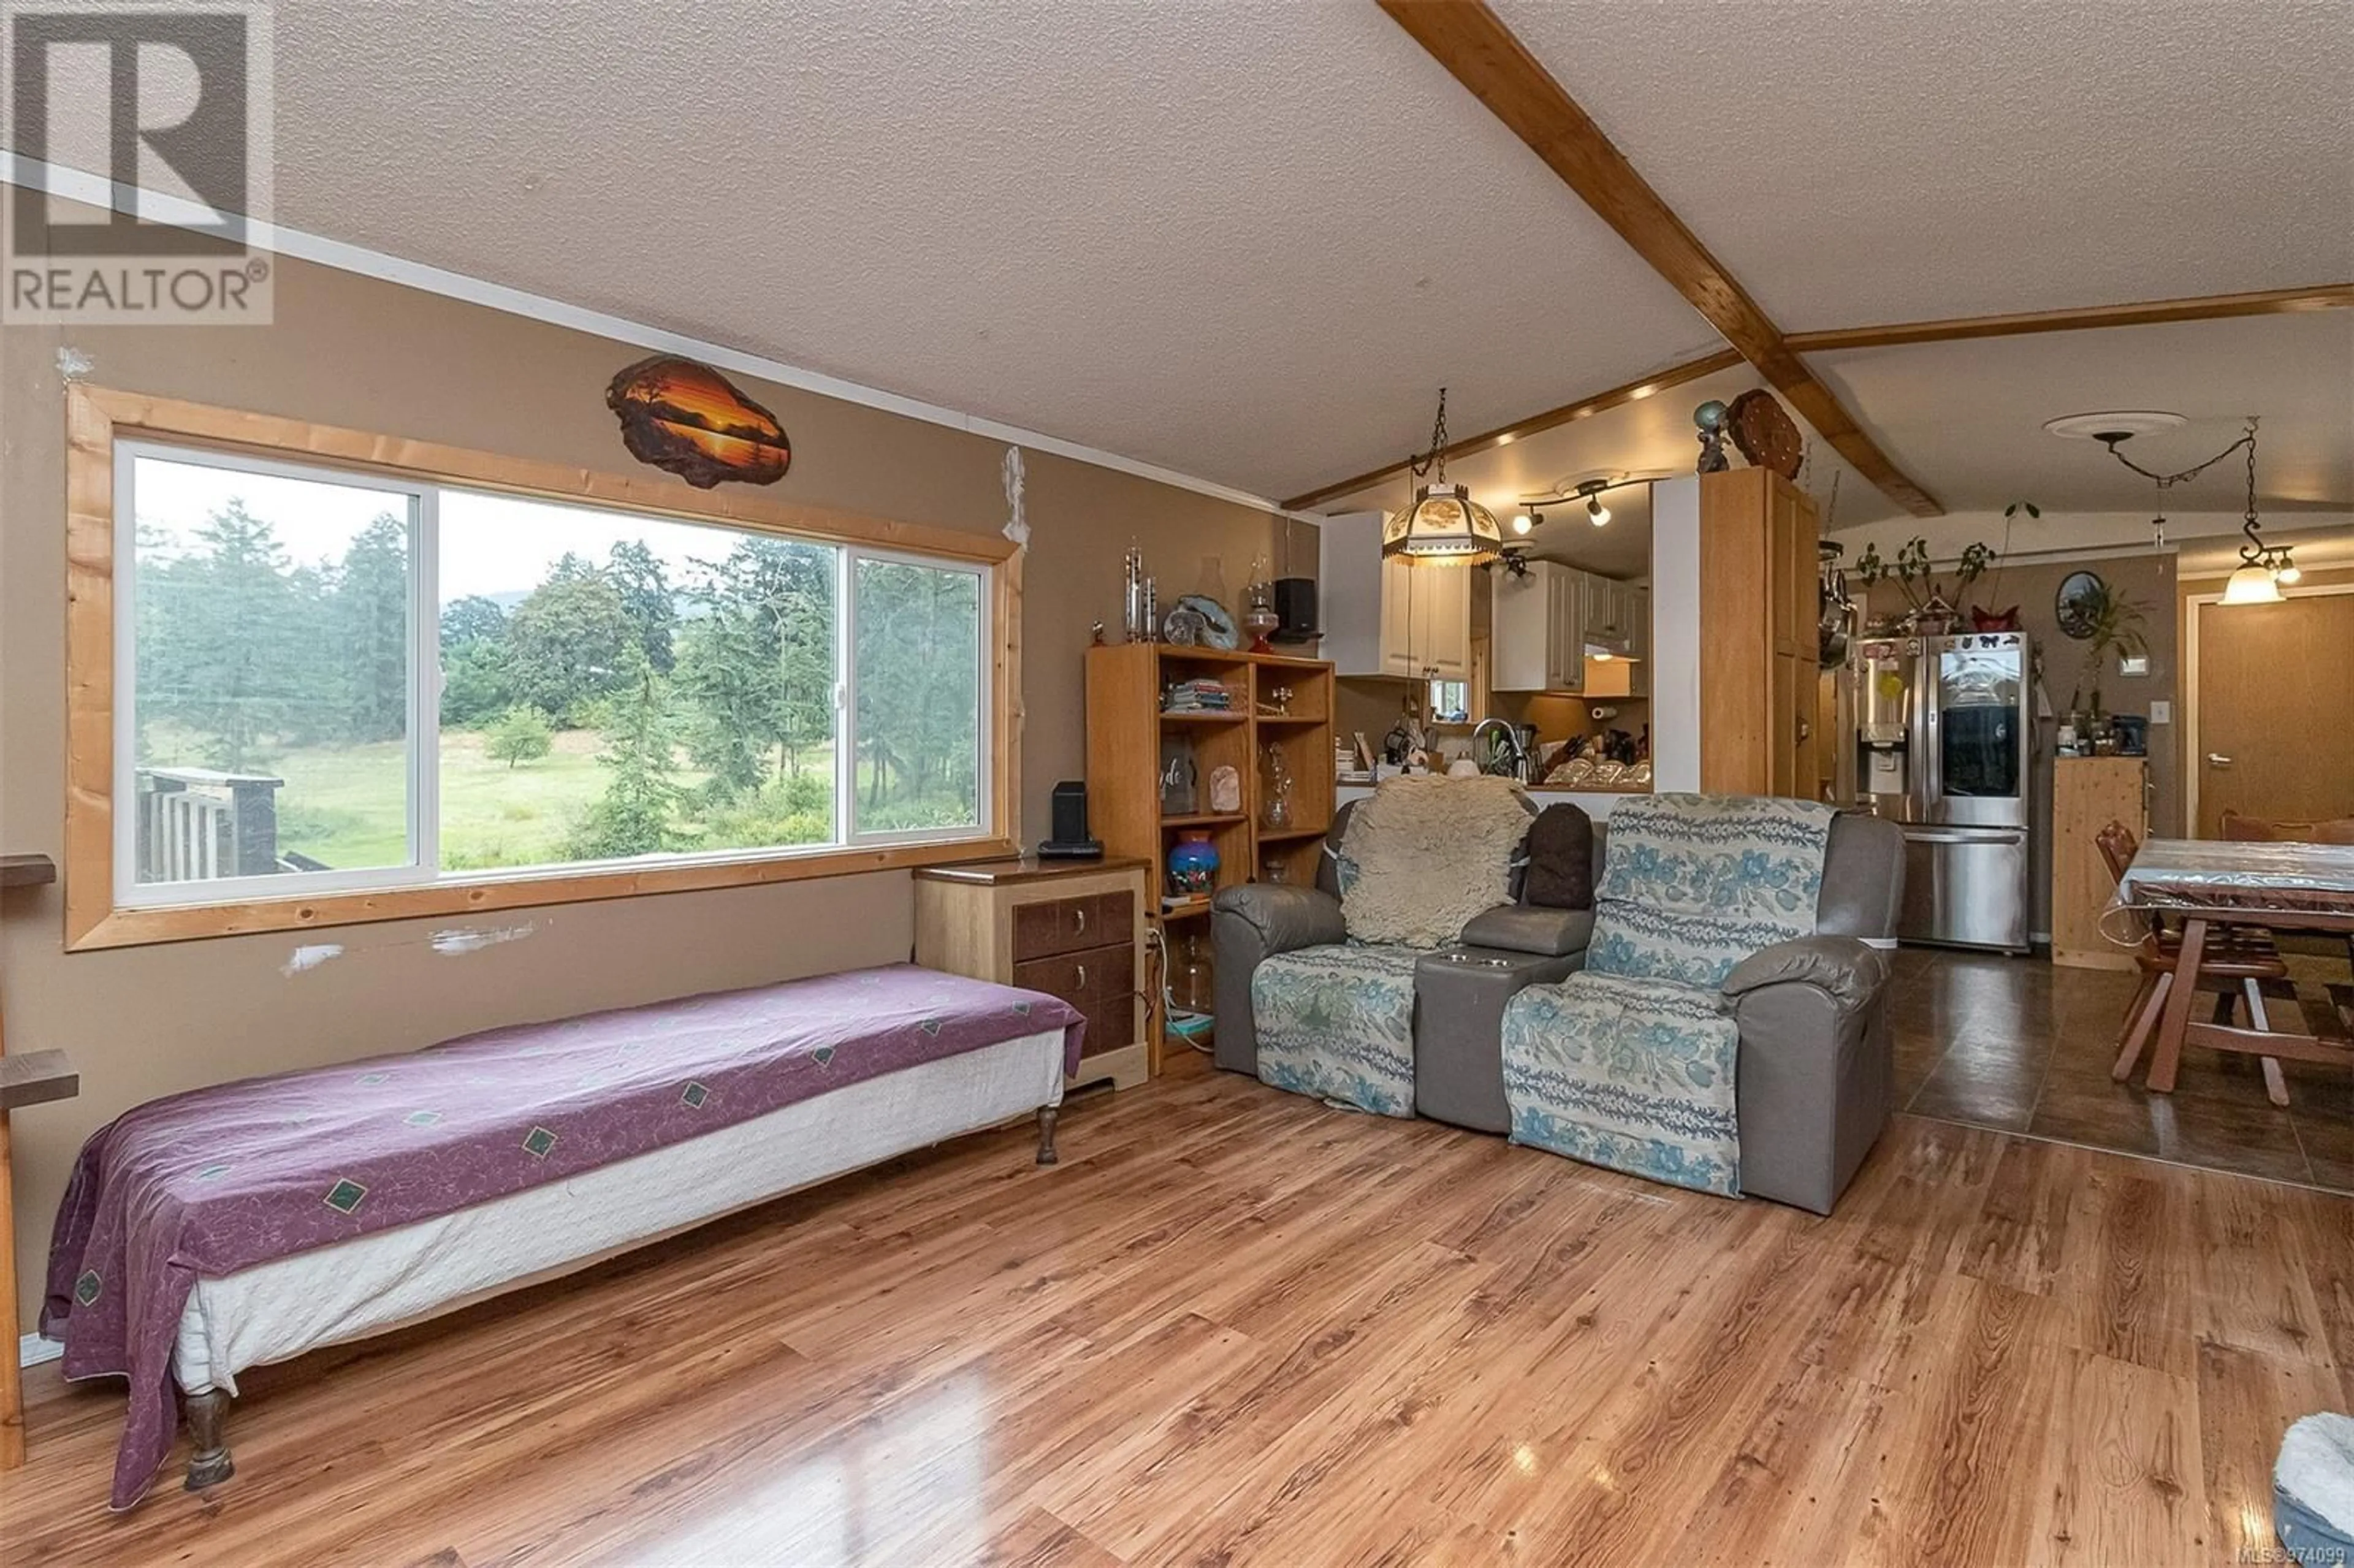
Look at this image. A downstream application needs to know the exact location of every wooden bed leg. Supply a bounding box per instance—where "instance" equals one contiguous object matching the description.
[1035,1104,1059,1166]
[183,1387,234,1491]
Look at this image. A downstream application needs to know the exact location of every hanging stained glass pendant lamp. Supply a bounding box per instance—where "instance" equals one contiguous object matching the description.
[1383,387,1504,566]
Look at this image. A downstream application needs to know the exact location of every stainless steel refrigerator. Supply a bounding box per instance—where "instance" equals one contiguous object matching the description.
[1852,630,2033,953]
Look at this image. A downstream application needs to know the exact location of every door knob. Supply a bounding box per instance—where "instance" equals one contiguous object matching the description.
[2206,753,2233,767]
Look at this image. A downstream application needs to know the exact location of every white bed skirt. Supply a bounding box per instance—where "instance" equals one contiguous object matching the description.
[175,1029,1067,1396]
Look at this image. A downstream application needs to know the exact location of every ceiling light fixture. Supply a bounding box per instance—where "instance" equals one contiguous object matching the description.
[2221,558,2283,605]
[1586,495,1612,527]
[2042,410,2187,443]
[2073,414,2285,603]
[1511,509,1539,536]
[1384,387,1503,566]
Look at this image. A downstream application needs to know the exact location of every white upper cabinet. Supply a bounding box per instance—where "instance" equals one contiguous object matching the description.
[1491,560,1585,693]
[1582,573,1637,654]
[1319,511,1472,680]
[1495,563,1649,693]
[1628,584,1650,696]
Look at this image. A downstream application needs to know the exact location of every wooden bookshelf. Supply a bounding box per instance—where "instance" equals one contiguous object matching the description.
[1084,644,1337,1062]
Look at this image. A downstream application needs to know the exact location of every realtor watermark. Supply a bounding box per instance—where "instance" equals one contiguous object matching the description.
[3,0,273,324]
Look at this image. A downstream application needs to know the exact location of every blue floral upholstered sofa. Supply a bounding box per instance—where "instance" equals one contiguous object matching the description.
[1211,792,1906,1214]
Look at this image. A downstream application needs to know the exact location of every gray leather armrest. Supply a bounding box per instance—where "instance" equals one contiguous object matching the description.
[1211,885,1344,1078]
[1458,905,1594,957]
[1721,935,1886,1016]
[1211,883,1345,954]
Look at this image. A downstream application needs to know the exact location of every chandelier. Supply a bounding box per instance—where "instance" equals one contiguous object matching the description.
[1383,387,1503,566]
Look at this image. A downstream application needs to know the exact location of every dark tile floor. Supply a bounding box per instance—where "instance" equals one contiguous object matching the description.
[1887,946,2353,1193]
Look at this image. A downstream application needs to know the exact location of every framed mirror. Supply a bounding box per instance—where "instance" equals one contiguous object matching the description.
[2054,571,2108,641]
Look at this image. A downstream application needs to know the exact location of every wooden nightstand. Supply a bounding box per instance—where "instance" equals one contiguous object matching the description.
[914,858,1152,1089]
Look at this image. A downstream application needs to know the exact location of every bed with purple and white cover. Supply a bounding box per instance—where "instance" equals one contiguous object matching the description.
[42,964,1083,1511]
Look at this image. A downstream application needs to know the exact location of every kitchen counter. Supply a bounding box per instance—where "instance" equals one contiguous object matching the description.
[1336,780,1645,818]
[1524,781,1650,794]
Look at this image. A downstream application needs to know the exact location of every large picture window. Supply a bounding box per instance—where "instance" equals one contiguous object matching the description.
[67,389,1015,948]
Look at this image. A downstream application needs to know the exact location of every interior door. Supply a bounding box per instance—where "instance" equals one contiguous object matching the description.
[2195,589,2354,834]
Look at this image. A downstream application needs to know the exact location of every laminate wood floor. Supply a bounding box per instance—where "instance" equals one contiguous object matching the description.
[5,1056,2348,1567]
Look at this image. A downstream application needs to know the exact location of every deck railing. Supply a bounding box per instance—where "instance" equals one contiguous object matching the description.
[135,768,286,882]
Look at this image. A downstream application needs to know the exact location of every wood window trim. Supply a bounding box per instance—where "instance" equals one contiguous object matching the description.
[63,384,1025,951]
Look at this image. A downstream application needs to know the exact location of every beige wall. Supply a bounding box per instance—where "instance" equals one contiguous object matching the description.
[1,252,1296,1325]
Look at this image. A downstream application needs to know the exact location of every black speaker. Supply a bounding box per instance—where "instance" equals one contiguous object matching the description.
[1271,577,1319,644]
[1038,780,1102,859]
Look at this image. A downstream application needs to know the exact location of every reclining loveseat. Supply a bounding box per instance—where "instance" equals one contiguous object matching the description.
[1211,790,1905,1213]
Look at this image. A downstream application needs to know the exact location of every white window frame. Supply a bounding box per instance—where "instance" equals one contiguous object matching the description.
[113,440,440,908]
[109,440,996,913]
[841,544,994,849]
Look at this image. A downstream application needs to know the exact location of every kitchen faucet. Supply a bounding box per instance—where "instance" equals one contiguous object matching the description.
[1471,717,1531,782]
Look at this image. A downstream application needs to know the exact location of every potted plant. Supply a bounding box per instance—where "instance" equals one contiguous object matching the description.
[1853,538,1996,636]
[2067,578,2150,723]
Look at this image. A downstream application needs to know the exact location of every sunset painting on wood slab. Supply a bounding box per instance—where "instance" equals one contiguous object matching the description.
[604,356,791,488]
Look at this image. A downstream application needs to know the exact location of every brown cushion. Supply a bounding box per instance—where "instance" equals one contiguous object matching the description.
[1521,802,1594,910]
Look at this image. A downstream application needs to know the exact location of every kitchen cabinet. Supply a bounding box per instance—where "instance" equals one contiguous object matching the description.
[1319,511,1472,680]
[2051,758,2146,970]
[1696,468,1819,797]
[1491,561,1585,693]
[1628,585,1650,696]
[1493,561,1649,695]
[1582,574,1638,655]
[1374,557,1470,679]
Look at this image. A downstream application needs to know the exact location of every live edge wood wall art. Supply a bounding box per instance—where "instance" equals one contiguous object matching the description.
[604,356,791,489]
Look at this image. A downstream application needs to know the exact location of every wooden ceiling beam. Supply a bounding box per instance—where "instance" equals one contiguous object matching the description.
[1783,283,2354,353]
[1377,0,1944,518]
[1279,348,1741,512]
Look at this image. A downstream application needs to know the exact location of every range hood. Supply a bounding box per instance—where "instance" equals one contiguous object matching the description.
[1583,649,1641,699]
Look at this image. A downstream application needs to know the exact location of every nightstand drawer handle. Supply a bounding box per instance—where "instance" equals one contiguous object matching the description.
[1073,906,1087,934]
[1074,962,1088,989]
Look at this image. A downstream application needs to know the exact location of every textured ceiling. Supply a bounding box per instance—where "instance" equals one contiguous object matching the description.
[1811,313,2354,515]
[241,0,1720,501]
[1496,0,2354,330]
[9,2,2346,512]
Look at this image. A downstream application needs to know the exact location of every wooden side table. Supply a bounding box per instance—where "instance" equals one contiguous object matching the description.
[915,858,1152,1088]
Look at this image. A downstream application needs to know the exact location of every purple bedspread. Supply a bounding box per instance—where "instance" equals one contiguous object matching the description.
[42,963,1082,1510]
